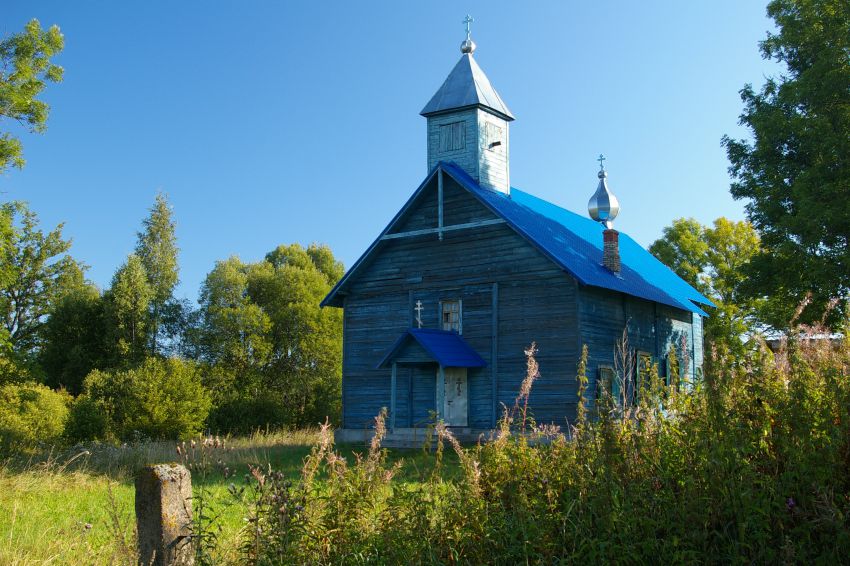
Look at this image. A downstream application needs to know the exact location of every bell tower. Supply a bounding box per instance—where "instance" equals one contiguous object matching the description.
[420,16,514,194]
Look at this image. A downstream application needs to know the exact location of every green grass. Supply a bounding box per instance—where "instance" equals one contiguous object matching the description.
[0,431,457,565]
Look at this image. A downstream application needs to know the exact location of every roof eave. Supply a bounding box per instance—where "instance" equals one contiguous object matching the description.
[420,103,515,122]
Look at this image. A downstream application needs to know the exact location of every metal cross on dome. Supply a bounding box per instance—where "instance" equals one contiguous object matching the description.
[463,15,474,40]
[597,153,607,171]
[414,300,424,329]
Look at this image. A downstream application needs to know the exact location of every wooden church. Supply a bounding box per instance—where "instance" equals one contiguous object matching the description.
[322,27,712,443]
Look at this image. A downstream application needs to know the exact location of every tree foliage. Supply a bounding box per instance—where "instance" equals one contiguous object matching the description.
[0,381,69,454]
[0,201,85,379]
[104,254,152,365]
[722,0,850,328]
[198,243,343,430]
[135,193,179,354]
[650,217,764,358]
[39,283,107,395]
[0,19,64,173]
[82,357,210,440]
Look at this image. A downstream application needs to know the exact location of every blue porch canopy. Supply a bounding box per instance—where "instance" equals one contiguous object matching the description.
[377,328,487,369]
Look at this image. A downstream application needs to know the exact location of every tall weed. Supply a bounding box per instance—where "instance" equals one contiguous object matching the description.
[230,326,849,564]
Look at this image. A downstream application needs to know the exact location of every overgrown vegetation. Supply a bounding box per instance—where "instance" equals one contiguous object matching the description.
[76,357,210,441]
[2,332,847,564]
[186,329,843,565]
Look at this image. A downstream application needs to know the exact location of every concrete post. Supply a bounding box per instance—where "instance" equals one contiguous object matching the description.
[135,464,194,566]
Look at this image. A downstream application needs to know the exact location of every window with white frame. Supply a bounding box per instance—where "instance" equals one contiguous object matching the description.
[441,300,461,333]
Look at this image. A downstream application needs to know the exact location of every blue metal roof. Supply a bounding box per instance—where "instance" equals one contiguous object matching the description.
[322,162,713,316]
[439,162,713,315]
[377,328,488,369]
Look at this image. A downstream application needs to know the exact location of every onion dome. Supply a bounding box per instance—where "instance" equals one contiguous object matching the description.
[587,154,620,229]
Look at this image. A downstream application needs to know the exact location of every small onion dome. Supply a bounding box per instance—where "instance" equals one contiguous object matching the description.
[588,167,620,229]
[460,38,476,54]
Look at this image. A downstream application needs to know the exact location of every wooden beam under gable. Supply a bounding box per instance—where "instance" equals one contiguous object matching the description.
[322,162,538,308]
[380,218,506,240]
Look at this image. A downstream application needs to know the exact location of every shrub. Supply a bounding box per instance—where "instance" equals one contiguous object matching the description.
[83,357,211,440]
[0,382,70,454]
[64,394,109,443]
[206,395,289,435]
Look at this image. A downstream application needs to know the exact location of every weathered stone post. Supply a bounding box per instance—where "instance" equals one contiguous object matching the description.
[135,464,194,566]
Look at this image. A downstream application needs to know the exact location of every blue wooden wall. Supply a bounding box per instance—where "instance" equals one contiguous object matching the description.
[337,174,702,431]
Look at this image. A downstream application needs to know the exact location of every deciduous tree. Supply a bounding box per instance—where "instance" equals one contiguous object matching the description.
[197,256,272,393]
[256,243,343,425]
[39,283,107,394]
[135,193,179,354]
[0,19,64,173]
[650,217,764,359]
[722,0,850,328]
[196,244,343,429]
[0,202,85,379]
[105,254,152,365]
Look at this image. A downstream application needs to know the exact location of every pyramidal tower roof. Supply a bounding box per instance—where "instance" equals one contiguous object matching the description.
[420,53,515,121]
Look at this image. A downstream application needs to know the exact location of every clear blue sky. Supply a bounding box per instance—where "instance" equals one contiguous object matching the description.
[2,1,777,303]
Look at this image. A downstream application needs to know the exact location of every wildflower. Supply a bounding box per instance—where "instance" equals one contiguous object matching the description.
[786,497,796,511]
[250,465,266,487]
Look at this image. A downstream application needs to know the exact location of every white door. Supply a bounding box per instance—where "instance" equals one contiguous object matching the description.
[441,367,468,426]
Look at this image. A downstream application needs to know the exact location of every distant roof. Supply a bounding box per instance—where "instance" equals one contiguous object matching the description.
[322,162,713,315]
[377,328,488,369]
[420,54,514,121]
